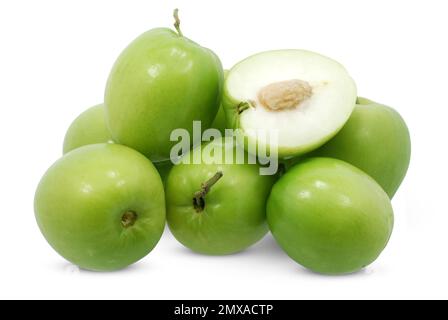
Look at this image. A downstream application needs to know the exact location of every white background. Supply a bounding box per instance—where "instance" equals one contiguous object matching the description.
[0,0,447,300]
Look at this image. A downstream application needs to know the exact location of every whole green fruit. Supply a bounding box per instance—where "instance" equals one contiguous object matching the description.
[311,98,411,198]
[34,143,166,271]
[105,10,224,161]
[166,138,275,255]
[63,104,113,154]
[267,158,394,275]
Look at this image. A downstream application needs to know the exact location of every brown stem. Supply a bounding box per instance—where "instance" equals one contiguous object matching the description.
[193,172,223,213]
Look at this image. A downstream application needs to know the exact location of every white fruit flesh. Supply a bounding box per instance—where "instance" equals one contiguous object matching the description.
[225,50,357,157]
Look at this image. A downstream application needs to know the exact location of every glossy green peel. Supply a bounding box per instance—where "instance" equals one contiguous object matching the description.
[34,144,166,271]
[63,104,113,154]
[105,11,224,161]
[154,159,173,185]
[166,138,276,255]
[267,158,394,275]
[211,70,229,135]
[311,98,411,198]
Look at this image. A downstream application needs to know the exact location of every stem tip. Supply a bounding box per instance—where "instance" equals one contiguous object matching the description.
[173,8,183,37]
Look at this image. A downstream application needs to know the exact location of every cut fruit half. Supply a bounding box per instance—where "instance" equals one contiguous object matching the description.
[223,50,357,158]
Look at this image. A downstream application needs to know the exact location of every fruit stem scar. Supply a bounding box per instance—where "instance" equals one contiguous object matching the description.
[173,8,183,37]
[121,211,138,228]
[258,79,313,111]
[193,171,224,213]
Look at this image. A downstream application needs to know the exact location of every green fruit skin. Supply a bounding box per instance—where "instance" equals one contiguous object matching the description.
[211,70,229,135]
[267,158,394,275]
[34,144,166,271]
[211,104,227,135]
[63,104,113,154]
[105,28,224,162]
[166,139,276,255]
[310,98,411,198]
